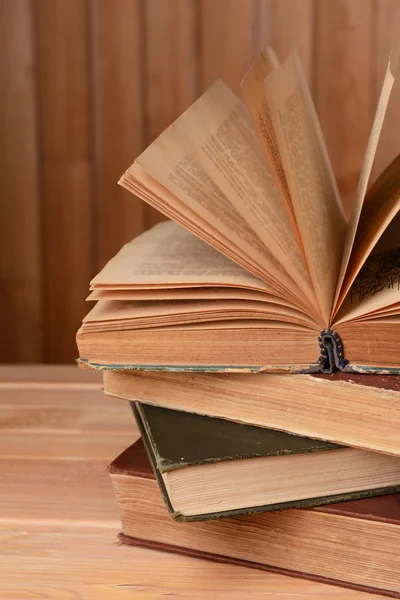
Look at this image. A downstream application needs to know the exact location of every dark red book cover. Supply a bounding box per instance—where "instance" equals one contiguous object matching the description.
[110,439,400,598]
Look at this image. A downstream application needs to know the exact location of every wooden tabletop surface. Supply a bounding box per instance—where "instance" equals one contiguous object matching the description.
[0,365,386,599]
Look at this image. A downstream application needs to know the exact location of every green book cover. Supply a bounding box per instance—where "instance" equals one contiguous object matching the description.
[131,402,400,522]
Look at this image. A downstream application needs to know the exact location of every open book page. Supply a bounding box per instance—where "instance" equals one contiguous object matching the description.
[121,170,319,318]
[333,211,400,324]
[333,45,400,316]
[124,147,303,305]
[91,221,278,290]
[120,169,266,282]
[334,150,400,313]
[122,166,286,294]
[142,320,312,331]
[353,303,400,322]
[82,298,318,330]
[167,80,315,308]
[87,287,301,311]
[265,48,347,325]
[241,47,302,248]
[121,81,318,314]
[334,287,400,325]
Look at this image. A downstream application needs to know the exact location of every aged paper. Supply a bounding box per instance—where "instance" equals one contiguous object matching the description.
[265,48,347,325]
[83,297,318,330]
[91,221,276,290]
[334,286,400,325]
[354,304,400,321]
[334,208,400,323]
[333,44,400,315]
[169,80,315,306]
[119,81,320,313]
[87,287,300,311]
[334,145,400,312]
[241,47,302,247]
[127,132,305,301]
[120,166,293,298]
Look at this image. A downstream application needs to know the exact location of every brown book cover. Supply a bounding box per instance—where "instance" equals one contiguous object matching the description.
[109,439,400,598]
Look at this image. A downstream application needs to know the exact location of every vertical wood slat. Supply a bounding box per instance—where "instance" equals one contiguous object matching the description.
[143,0,199,227]
[90,0,145,269]
[201,0,259,96]
[35,0,95,362]
[0,0,42,362]
[314,0,374,216]
[258,0,315,85]
[372,0,400,179]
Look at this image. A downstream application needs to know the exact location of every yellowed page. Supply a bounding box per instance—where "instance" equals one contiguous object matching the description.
[334,286,400,325]
[121,169,286,292]
[333,44,400,315]
[241,47,302,247]
[120,81,318,312]
[346,314,400,324]
[91,221,279,292]
[126,142,303,302]
[352,305,400,322]
[334,149,400,314]
[86,287,300,311]
[122,172,322,323]
[82,298,318,330]
[265,48,347,325]
[168,80,314,307]
[87,288,268,301]
[124,165,298,300]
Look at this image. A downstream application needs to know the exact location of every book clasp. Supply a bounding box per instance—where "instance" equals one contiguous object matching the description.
[318,330,349,373]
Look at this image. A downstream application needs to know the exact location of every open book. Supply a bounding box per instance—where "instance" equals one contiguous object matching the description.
[77,46,400,374]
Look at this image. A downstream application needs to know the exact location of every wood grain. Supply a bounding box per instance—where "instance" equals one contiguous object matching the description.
[143,0,199,227]
[0,364,101,383]
[34,0,95,362]
[0,366,390,599]
[2,521,381,598]
[0,526,383,599]
[201,0,259,95]
[144,0,199,144]
[0,389,132,434]
[0,431,133,460]
[258,0,314,84]
[90,0,146,269]
[0,0,42,362]
[314,0,374,215]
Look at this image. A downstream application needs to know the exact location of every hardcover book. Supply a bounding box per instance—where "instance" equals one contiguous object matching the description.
[131,402,400,520]
[77,45,400,374]
[103,370,400,456]
[109,439,400,598]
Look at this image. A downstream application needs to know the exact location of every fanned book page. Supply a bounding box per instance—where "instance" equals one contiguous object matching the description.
[77,43,400,374]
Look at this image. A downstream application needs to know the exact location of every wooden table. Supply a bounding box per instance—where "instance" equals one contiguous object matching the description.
[0,366,386,599]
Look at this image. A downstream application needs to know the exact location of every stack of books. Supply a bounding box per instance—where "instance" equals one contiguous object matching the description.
[77,46,400,597]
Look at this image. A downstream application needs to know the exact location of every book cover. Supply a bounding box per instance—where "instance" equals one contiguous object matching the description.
[132,402,400,521]
[109,439,400,598]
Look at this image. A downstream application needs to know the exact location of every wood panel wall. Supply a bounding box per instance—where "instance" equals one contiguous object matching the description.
[1,0,399,363]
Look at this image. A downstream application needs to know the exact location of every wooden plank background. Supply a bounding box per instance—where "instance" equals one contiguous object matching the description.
[1,0,399,363]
